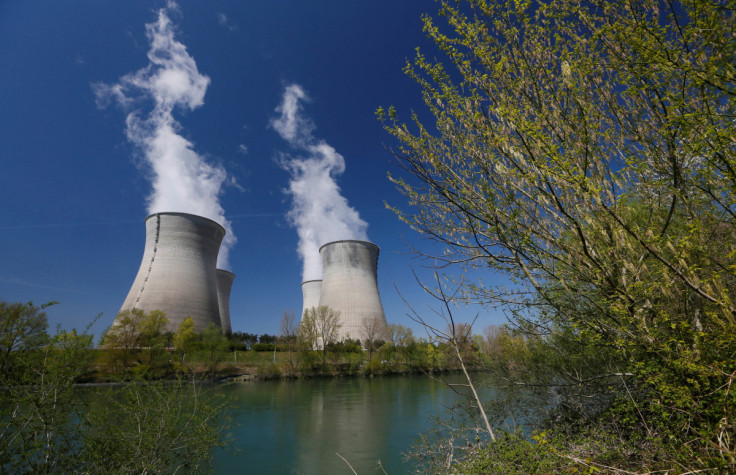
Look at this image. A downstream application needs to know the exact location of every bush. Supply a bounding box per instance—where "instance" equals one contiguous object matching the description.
[256,363,281,379]
[364,358,384,375]
[251,343,276,352]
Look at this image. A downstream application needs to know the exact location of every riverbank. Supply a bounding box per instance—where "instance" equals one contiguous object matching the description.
[82,347,486,384]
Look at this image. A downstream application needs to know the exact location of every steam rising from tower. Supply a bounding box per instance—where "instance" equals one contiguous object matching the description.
[94,2,236,268]
[271,84,368,282]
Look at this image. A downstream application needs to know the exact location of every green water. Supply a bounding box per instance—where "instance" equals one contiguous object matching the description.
[211,373,491,474]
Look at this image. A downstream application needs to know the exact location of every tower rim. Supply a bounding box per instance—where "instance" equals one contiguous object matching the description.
[318,239,380,254]
[144,211,226,235]
[216,268,236,278]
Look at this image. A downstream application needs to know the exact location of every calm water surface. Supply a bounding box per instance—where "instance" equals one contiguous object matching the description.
[211,374,491,474]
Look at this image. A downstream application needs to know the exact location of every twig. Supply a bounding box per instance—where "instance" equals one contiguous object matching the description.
[336,452,358,474]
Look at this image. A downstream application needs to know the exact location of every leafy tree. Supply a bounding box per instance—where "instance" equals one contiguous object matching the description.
[0,301,51,378]
[300,306,341,366]
[102,308,170,375]
[230,331,258,350]
[0,323,93,473]
[101,308,145,371]
[0,300,230,472]
[199,322,230,374]
[380,0,736,470]
[258,333,278,345]
[81,379,229,473]
[137,309,169,371]
[173,316,197,363]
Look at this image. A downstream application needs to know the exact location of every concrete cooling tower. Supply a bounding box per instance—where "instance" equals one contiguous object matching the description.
[216,269,235,334]
[301,280,322,319]
[117,212,225,333]
[318,240,387,342]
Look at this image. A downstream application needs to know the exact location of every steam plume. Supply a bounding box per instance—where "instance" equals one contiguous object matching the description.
[94,2,236,268]
[272,84,368,281]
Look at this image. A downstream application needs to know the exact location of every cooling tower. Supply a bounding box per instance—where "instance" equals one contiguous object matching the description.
[216,269,235,334]
[318,240,387,342]
[117,212,225,333]
[301,280,322,319]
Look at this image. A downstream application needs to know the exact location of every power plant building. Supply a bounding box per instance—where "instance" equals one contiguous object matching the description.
[317,240,387,342]
[300,279,322,318]
[116,212,228,334]
[216,269,235,334]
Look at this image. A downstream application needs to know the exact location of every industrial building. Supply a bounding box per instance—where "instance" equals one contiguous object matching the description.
[216,269,235,334]
[116,212,233,334]
[300,279,322,319]
[303,240,387,342]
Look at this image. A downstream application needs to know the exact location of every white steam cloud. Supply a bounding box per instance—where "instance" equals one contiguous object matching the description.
[94,3,235,268]
[272,84,368,282]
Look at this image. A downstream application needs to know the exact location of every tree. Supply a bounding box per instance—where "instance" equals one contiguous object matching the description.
[137,309,169,371]
[0,307,94,473]
[81,379,229,473]
[173,316,197,364]
[380,0,736,471]
[258,333,278,345]
[0,301,51,378]
[361,316,387,361]
[280,310,300,373]
[199,323,229,375]
[230,331,258,350]
[0,300,230,472]
[102,308,170,375]
[300,306,341,367]
[280,310,298,339]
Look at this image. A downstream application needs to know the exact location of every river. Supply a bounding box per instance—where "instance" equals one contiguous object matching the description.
[210,373,494,474]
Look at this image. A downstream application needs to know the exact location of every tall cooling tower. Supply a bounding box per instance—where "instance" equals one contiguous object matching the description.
[117,212,225,333]
[216,269,235,334]
[301,280,322,319]
[318,240,387,342]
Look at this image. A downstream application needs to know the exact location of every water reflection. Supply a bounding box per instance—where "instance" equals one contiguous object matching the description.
[212,374,488,474]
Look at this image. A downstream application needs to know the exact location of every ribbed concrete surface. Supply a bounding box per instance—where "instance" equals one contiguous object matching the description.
[318,240,387,342]
[216,269,235,334]
[301,280,322,319]
[117,212,225,333]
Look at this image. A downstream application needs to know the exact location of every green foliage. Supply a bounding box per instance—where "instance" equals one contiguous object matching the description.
[448,430,572,474]
[252,342,276,351]
[0,318,93,473]
[299,306,342,366]
[198,322,230,374]
[256,362,282,379]
[364,357,384,375]
[0,300,230,473]
[230,331,259,350]
[82,380,229,473]
[173,316,197,362]
[0,301,51,376]
[325,338,362,354]
[258,333,278,344]
[383,0,736,470]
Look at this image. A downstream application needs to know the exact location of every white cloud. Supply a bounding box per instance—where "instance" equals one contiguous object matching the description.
[217,12,236,31]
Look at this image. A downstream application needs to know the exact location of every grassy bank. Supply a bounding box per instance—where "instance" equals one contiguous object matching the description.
[85,346,485,383]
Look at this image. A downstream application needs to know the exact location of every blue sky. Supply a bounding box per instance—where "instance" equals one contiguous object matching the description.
[0,0,506,339]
